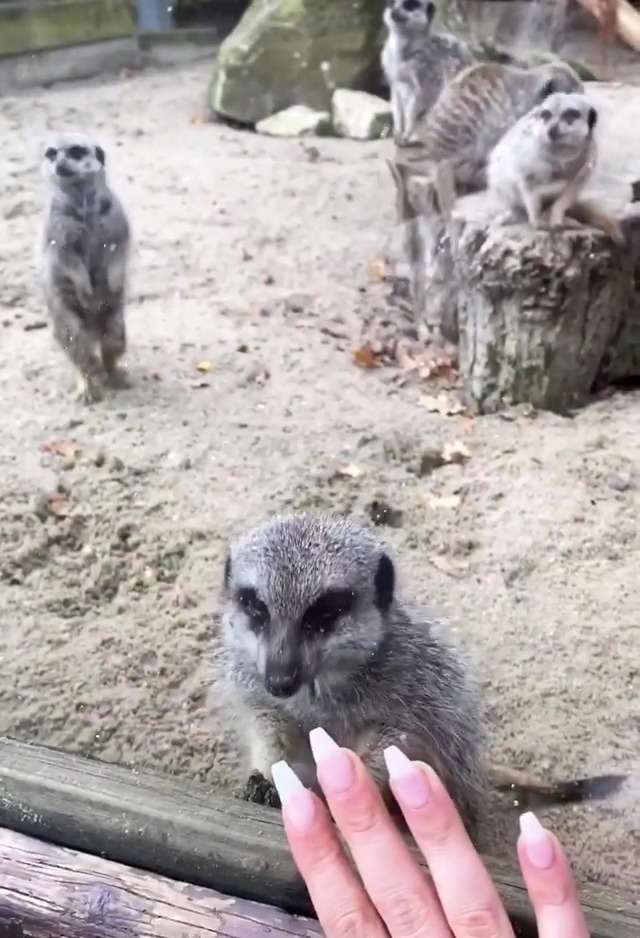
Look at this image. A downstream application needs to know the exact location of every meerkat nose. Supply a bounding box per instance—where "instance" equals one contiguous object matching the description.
[266,668,301,698]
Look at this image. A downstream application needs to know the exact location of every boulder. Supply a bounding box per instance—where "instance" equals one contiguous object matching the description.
[332,89,392,140]
[256,105,331,137]
[209,0,386,126]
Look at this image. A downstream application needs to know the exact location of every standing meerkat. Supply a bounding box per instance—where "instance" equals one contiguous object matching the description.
[220,513,626,835]
[35,132,132,404]
[487,91,625,244]
[381,0,475,147]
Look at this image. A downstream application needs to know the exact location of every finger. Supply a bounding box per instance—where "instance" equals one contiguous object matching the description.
[517,812,590,938]
[271,760,388,938]
[385,747,514,938]
[309,728,453,938]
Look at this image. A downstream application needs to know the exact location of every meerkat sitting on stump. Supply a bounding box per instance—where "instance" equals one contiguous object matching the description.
[381,0,475,147]
[487,91,625,244]
[220,513,626,837]
[35,132,132,404]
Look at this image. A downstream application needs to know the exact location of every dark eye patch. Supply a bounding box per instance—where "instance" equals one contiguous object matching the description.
[236,587,270,632]
[403,0,420,10]
[67,145,88,161]
[539,109,552,122]
[95,146,106,166]
[45,147,57,161]
[561,108,582,123]
[302,589,355,636]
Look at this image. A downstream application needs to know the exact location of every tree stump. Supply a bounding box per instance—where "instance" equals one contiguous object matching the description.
[389,152,640,414]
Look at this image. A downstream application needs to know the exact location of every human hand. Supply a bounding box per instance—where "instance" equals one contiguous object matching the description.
[271,727,590,938]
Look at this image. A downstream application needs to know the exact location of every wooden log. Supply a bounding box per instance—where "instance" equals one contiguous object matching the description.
[388,151,640,414]
[1,738,639,938]
[0,827,320,938]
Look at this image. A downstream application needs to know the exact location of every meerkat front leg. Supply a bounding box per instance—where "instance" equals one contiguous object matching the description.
[518,181,544,230]
[239,710,303,808]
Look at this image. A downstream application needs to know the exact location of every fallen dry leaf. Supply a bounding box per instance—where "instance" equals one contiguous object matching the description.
[352,346,380,369]
[47,491,72,518]
[41,438,81,459]
[442,440,471,464]
[424,493,461,510]
[428,554,469,579]
[195,360,213,373]
[368,255,391,281]
[334,464,364,480]
[421,393,466,416]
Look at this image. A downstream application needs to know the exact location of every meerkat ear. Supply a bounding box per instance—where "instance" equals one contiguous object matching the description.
[425,0,437,24]
[374,553,395,612]
[587,107,598,131]
[537,79,556,102]
[95,146,106,166]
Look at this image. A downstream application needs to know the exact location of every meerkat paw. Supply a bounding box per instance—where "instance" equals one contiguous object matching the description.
[239,770,281,808]
[75,372,105,405]
[103,364,131,390]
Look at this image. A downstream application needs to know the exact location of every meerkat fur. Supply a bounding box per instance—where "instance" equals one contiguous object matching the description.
[220,514,626,834]
[487,91,607,237]
[381,0,475,147]
[35,132,131,404]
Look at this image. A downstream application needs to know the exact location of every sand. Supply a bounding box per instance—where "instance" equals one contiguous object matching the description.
[0,61,638,898]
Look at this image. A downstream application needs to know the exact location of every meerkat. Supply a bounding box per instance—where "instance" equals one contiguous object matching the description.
[35,132,132,404]
[487,92,625,244]
[381,0,475,147]
[220,513,626,835]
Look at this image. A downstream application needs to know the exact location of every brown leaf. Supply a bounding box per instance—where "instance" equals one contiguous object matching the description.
[429,554,469,579]
[424,493,461,510]
[47,491,72,518]
[41,438,81,459]
[442,440,471,464]
[367,255,391,281]
[195,360,213,373]
[352,346,380,369]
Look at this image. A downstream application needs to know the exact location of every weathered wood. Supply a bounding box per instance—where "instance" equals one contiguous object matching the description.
[389,150,640,414]
[0,827,321,938]
[1,738,639,938]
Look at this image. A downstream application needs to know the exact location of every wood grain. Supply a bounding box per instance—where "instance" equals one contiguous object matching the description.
[0,737,637,938]
[0,827,321,938]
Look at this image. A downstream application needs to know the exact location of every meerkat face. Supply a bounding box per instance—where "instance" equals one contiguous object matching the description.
[41,133,106,186]
[222,515,395,701]
[532,92,597,151]
[383,0,436,32]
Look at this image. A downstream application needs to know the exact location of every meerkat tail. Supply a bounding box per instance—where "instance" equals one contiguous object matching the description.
[565,199,627,246]
[490,764,627,808]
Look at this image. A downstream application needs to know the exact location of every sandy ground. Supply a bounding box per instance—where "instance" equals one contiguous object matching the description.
[0,61,638,899]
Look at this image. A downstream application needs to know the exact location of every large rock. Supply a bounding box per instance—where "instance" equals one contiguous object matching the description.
[209,0,386,126]
[332,89,392,140]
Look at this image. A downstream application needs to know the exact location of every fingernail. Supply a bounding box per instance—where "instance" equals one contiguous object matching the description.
[384,745,432,809]
[519,811,555,870]
[271,761,316,831]
[309,727,355,793]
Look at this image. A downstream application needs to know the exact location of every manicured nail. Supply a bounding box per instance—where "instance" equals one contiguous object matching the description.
[519,811,555,870]
[309,727,355,793]
[271,761,315,831]
[384,745,432,809]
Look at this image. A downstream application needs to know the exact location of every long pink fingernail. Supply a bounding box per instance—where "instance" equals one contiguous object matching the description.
[309,727,355,793]
[384,745,432,808]
[519,812,555,870]
[271,761,316,831]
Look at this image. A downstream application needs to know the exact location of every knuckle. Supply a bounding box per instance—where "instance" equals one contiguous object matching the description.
[324,904,375,938]
[449,903,503,938]
[339,795,379,835]
[376,888,430,937]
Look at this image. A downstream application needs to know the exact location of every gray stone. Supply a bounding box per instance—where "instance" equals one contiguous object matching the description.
[256,105,331,138]
[209,0,386,127]
[332,88,392,141]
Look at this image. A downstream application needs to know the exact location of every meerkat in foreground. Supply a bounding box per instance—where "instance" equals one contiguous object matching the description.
[381,0,475,146]
[36,132,131,404]
[487,92,625,244]
[221,513,626,835]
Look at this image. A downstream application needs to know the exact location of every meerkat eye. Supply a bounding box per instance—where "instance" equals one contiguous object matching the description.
[67,145,88,161]
[45,147,57,161]
[561,108,581,124]
[302,590,355,636]
[539,109,553,122]
[403,0,420,10]
[236,587,269,631]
